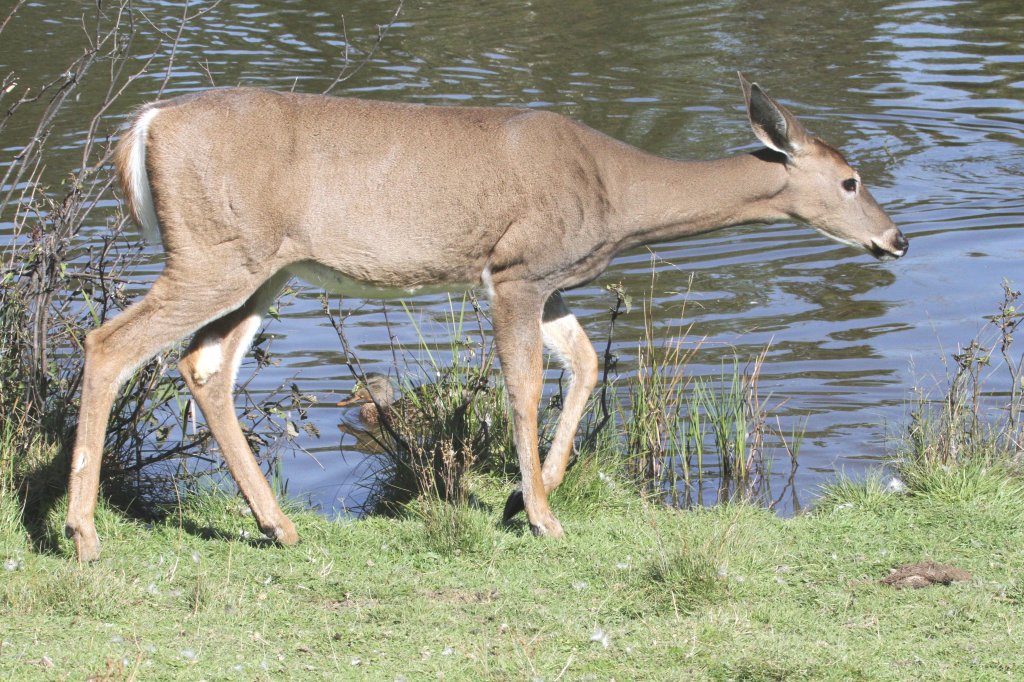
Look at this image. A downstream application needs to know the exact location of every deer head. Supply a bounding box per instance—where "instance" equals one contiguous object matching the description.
[740,73,907,260]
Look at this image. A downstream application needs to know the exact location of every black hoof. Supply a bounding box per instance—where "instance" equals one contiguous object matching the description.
[502,487,525,523]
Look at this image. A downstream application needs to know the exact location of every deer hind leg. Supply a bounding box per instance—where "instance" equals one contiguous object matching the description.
[491,282,563,537]
[66,268,272,562]
[539,293,598,488]
[502,292,598,522]
[177,272,297,545]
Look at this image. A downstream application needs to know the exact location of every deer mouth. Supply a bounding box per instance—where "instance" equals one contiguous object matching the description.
[868,242,901,261]
[810,226,908,261]
[868,233,909,261]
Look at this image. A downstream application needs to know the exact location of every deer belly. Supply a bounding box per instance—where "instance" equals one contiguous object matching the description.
[286,262,476,299]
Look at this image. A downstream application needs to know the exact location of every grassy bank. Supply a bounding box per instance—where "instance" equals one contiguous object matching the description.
[2,450,1022,680]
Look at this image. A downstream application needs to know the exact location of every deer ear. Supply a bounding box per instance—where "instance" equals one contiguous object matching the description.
[738,73,808,158]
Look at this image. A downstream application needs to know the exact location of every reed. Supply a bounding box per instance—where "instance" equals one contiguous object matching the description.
[325,293,515,543]
[322,271,805,534]
[901,280,1024,481]
[618,276,800,509]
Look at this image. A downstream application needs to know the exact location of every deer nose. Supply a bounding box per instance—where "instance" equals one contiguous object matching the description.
[893,230,909,254]
[879,227,908,258]
[868,227,908,261]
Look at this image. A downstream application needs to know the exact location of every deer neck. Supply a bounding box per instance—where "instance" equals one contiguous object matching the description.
[610,148,790,250]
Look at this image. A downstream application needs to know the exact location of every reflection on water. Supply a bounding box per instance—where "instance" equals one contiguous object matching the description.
[1,0,1021,515]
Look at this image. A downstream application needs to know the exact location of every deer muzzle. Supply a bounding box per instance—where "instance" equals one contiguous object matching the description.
[868,228,909,261]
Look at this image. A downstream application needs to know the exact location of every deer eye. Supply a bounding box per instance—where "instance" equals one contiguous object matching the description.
[842,178,858,193]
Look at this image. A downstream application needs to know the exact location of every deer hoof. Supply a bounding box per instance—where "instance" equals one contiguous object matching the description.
[529,513,564,539]
[502,487,525,523]
[66,523,101,563]
[265,517,298,546]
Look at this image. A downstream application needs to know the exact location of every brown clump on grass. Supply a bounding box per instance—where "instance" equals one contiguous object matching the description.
[881,561,972,589]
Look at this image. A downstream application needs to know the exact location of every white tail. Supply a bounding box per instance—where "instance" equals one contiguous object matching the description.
[65,74,906,561]
[119,107,161,245]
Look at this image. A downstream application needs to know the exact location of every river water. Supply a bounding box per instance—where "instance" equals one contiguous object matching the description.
[2,0,1022,515]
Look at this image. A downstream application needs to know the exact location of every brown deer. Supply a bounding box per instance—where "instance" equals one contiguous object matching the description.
[65,74,906,561]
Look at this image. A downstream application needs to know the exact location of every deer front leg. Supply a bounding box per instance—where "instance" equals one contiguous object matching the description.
[503,292,598,522]
[491,282,563,538]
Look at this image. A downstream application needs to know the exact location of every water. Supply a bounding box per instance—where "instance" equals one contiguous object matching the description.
[2,0,1022,514]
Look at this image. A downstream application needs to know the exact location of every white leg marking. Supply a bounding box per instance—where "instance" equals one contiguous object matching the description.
[227,315,262,388]
[72,450,88,474]
[541,314,580,375]
[192,336,223,386]
[480,265,496,301]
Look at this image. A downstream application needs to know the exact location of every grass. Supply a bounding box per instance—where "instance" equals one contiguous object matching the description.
[4,288,1023,679]
[2,440,1022,680]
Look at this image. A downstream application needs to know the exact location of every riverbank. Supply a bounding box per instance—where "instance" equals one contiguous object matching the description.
[2,454,1021,680]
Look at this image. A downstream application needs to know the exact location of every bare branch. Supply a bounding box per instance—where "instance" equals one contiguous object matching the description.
[322,1,404,95]
[156,0,190,100]
[0,0,26,37]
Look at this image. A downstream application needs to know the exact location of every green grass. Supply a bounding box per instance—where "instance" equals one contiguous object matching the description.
[2,449,1022,681]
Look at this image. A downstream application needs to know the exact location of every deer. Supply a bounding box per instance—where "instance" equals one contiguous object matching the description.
[64,73,907,561]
